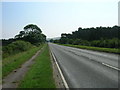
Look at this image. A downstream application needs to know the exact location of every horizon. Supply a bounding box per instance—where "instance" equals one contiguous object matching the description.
[1,25,119,40]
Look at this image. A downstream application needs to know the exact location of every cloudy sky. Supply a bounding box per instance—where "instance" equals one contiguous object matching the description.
[2,0,119,39]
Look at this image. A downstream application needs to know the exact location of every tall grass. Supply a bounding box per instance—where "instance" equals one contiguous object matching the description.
[2,46,42,78]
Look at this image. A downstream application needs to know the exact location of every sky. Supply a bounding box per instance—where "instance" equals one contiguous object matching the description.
[1,0,120,39]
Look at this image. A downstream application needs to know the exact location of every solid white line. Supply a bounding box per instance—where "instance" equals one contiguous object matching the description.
[102,63,120,71]
[50,50,69,89]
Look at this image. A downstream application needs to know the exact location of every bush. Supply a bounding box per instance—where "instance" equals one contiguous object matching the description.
[73,39,81,45]
[2,40,33,58]
[106,38,120,48]
[56,38,120,48]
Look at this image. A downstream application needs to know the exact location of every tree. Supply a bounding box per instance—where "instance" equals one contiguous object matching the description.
[50,39,54,42]
[15,31,25,39]
[14,24,46,45]
[24,24,42,35]
[19,31,25,37]
[58,25,120,48]
[23,24,46,44]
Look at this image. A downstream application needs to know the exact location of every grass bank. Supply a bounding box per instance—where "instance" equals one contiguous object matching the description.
[0,46,2,51]
[58,44,119,54]
[2,45,43,78]
[19,44,56,88]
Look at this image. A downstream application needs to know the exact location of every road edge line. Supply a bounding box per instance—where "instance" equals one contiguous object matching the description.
[50,49,69,89]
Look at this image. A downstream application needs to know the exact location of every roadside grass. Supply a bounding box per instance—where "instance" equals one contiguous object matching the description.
[2,45,43,78]
[19,44,56,88]
[0,45,2,58]
[0,46,2,84]
[58,44,119,54]
[0,60,1,84]
[0,46,2,51]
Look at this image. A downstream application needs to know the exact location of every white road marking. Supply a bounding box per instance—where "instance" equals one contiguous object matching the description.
[66,49,119,72]
[102,63,120,71]
[50,49,69,89]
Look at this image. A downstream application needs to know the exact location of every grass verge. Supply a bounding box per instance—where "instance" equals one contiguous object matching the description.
[18,44,56,88]
[58,44,119,54]
[2,45,43,78]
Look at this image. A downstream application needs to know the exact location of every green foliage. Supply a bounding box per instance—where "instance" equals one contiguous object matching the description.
[59,44,119,54]
[49,39,54,42]
[67,39,74,44]
[15,31,25,39]
[53,40,59,43]
[2,40,32,58]
[3,24,46,46]
[14,24,46,45]
[73,39,81,45]
[2,38,16,46]
[90,38,120,48]
[58,26,120,49]
[24,24,42,33]
[3,46,42,77]
[19,45,56,88]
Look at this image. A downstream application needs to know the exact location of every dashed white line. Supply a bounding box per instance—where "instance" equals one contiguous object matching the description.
[102,63,120,71]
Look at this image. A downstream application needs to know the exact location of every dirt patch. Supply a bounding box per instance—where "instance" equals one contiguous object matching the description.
[2,47,44,88]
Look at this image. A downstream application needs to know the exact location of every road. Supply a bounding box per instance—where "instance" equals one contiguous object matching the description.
[49,43,119,88]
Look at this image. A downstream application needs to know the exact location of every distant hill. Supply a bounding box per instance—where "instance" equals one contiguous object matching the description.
[47,37,60,41]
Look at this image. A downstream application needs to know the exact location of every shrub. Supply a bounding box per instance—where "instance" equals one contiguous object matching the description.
[2,40,33,58]
[73,39,81,45]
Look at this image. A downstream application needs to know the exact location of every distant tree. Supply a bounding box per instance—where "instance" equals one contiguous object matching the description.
[14,24,46,45]
[50,39,54,42]
[24,24,42,34]
[53,40,59,43]
[59,33,68,44]
[23,24,46,44]
[58,25,120,48]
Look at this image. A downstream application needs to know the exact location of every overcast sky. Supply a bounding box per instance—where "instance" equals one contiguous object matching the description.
[2,0,119,39]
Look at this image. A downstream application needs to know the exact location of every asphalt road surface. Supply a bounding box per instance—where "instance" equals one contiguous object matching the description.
[49,43,119,88]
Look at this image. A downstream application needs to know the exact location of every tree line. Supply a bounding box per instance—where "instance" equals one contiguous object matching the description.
[53,26,120,48]
[2,24,46,58]
[2,24,46,46]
